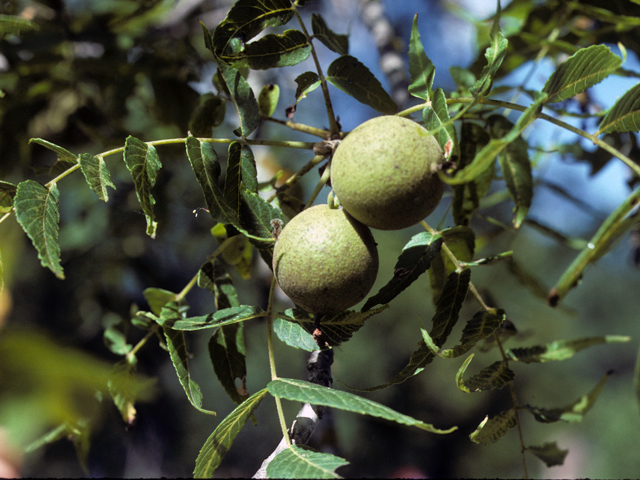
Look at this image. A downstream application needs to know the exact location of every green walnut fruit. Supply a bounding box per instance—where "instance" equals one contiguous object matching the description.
[330,115,445,230]
[272,204,379,316]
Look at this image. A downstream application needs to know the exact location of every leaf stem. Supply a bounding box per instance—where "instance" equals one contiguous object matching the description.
[304,162,331,209]
[293,7,340,137]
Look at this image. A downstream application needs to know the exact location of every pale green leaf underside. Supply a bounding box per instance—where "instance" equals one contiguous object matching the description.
[193,389,268,478]
[268,378,456,434]
[543,45,622,104]
[273,316,318,352]
[14,180,64,279]
[267,446,348,479]
[79,153,116,202]
[506,335,630,363]
[597,83,640,135]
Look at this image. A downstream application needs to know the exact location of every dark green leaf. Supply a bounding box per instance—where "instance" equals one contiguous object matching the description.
[186,136,234,223]
[408,14,436,101]
[216,62,260,138]
[237,188,282,248]
[423,88,456,155]
[469,409,517,445]
[163,326,216,415]
[123,136,162,238]
[268,378,456,434]
[14,180,64,279]
[258,84,280,117]
[143,287,177,316]
[429,269,472,347]
[28,138,77,163]
[193,389,268,478]
[362,233,443,311]
[543,45,622,104]
[0,181,17,214]
[528,442,569,468]
[273,316,318,352]
[470,3,508,97]
[209,323,249,405]
[242,29,311,70]
[327,55,397,114]
[523,371,611,423]
[227,142,258,201]
[436,309,505,358]
[458,358,515,393]
[198,259,240,309]
[0,14,38,34]
[311,13,348,56]
[108,359,156,424]
[294,72,321,102]
[158,305,265,331]
[78,153,115,202]
[188,93,226,137]
[506,335,630,363]
[428,226,475,303]
[267,446,348,479]
[597,82,640,135]
[212,0,294,61]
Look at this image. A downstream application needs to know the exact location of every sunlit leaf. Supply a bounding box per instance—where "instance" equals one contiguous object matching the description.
[528,442,569,467]
[163,326,216,415]
[506,336,630,363]
[597,83,640,135]
[142,287,177,316]
[469,2,508,97]
[14,181,64,279]
[158,305,265,331]
[363,233,443,311]
[108,359,156,424]
[0,181,17,214]
[28,138,77,163]
[242,29,311,70]
[238,188,282,248]
[327,55,397,114]
[522,371,611,423]
[209,323,249,405]
[294,71,321,102]
[188,93,226,137]
[469,409,517,445]
[267,446,348,479]
[78,153,115,202]
[273,316,318,352]
[216,62,260,137]
[0,14,38,34]
[543,45,622,104]
[123,136,162,238]
[193,389,268,478]
[258,84,280,117]
[408,14,435,101]
[423,88,456,155]
[268,378,456,434]
[311,13,348,55]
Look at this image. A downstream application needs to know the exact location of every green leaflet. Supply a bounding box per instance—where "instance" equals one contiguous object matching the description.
[311,13,348,56]
[408,14,436,101]
[506,335,630,363]
[107,359,156,424]
[273,316,318,352]
[29,138,77,163]
[211,0,294,61]
[362,232,443,311]
[294,71,321,102]
[0,180,17,214]
[469,409,517,445]
[241,29,311,70]
[327,55,397,114]
[527,442,569,468]
[209,323,249,405]
[216,62,260,138]
[268,378,457,434]
[188,93,226,137]
[469,2,508,98]
[542,45,622,104]
[123,136,162,238]
[143,287,177,315]
[197,258,240,309]
[0,14,38,34]
[238,188,282,248]
[278,305,388,348]
[157,305,266,331]
[14,180,64,279]
[267,446,348,479]
[597,82,640,135]
[78,153,115,202]
[423,88,456,156]
[163,326,216,415]
[193,388,268,478]
[456,356,515,393]
[428,226,475,304]
[258,84,280,117]
[522,371,611,423]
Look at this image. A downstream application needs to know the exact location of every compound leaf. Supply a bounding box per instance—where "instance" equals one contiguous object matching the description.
[268,378,456,434]
[193,388,268,478]
[543,45,622,104]
[14,180,64,279]
[327,55,397,114]
[267,446,348,479]
[408,14,436,101]
[311,13,348,55]
[597,82,640,135]
[470,409,517,445]
[78,153,115,202]
[123,136,162,238]
[506,335,630,363]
